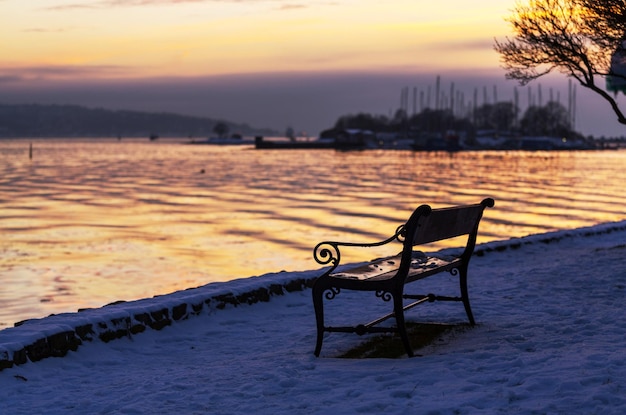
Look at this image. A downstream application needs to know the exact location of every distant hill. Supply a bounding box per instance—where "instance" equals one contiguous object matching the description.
[0,104,278,138]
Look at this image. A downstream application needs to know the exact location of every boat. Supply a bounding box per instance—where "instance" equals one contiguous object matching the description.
[254,136,337,149]
[187,136,255,145]
[254,129,373,150]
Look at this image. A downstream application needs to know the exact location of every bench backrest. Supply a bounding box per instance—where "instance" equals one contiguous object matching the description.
[404,198,494,257]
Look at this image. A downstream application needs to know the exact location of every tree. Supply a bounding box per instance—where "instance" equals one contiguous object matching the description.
[473,102,518,132]
[473,103,493,130]
[490,102,519,132]
[213,121,229,139]
[520,101,572,136]
[494,0,626,125]
[391,109,409,135]
[409,108,456,133]
[333,113,390,132]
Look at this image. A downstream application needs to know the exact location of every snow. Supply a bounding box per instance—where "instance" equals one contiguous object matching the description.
[1,221,626,414]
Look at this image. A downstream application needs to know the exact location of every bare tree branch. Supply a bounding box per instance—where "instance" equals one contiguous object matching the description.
[494,0,626,126]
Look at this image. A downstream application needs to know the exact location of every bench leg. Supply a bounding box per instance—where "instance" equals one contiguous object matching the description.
[459,266,475,325]
[394,294,414,358]
[312,283,326,357]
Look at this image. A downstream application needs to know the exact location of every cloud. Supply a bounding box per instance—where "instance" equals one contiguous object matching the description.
[277,3,308,10]
[43,2,98,10]
[423,39,495,52]
[44,0,208,11]
[0,75,22,84]
[0,65,137,82]
[22,27,71,33]
[42,0,298,11]
[44,0,320,11]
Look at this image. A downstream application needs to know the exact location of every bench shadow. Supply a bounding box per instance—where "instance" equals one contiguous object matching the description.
[338,322,473,359]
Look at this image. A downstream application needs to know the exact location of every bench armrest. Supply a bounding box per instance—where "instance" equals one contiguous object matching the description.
[313,225,406,271]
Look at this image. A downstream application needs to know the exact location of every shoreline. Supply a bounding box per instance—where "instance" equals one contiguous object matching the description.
[2,219,625,371]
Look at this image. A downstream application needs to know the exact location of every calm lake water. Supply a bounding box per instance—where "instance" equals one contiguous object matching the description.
[1,138,625,326]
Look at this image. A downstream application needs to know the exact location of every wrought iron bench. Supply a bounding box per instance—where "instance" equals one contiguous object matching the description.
[311,198,494,357]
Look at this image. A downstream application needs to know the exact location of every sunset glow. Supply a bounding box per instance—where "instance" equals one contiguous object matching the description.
[5,0,623,138]
[1,0,511,80]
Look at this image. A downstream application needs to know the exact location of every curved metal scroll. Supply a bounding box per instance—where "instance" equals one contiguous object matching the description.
[313,225,406,270]
[395,224,407,242]
[324,287,340,300]
[375,290,393,302]
[313,242,341,267]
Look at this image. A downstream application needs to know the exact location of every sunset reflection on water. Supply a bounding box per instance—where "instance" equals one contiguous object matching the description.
[1,138,625,326]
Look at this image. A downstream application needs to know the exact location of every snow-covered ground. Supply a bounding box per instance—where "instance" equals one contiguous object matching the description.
[1,222,625,414]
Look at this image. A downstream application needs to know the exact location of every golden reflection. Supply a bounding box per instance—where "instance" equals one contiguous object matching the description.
[1,139,625,325]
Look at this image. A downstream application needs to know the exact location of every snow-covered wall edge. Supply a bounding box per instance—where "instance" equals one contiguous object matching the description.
[0,268,324,371]
[1,220,625,371]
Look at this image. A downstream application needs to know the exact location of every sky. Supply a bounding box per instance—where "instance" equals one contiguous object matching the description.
[1,221,626,413]
[2,0,626,137]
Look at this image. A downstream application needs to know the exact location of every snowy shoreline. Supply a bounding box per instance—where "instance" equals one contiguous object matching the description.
[1,221,625,414]
[1,221,625,370]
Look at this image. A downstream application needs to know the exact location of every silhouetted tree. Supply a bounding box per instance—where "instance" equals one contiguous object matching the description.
[490,102,518,132]
[473,104,493,130]
[494,0,626,125]
[213,122,229,138]
[520,101,572,136]
[409,109,455,133]
[333,113,390,132]
[392,109,408,124]
[391,109,409,135]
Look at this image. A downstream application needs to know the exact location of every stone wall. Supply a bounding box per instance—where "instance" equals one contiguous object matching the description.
[0,277,316,371]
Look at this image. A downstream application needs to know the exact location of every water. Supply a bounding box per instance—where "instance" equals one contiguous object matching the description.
[1,138,625,327]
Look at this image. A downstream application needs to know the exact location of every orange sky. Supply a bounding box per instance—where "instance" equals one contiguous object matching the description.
[3,0,625,138]
[1,0,512,81]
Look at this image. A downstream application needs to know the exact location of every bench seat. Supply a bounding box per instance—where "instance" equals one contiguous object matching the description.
[330,252,459,282]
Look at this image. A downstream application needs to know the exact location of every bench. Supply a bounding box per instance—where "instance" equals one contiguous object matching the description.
[311,198,494,357]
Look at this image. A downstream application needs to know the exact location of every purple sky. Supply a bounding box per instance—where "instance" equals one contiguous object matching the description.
[2,70,625,138]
